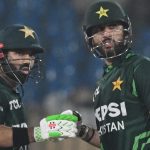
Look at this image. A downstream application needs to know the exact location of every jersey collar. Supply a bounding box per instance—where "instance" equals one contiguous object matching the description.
[104,50,135,73]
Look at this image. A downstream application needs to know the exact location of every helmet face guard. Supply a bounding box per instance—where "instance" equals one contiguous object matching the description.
[0,50,44,85]
[0,24,44,85]
[28,54,44,84]
[83,1,132,59]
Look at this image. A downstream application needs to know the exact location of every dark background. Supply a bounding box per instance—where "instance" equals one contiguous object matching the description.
[0,0,150,149]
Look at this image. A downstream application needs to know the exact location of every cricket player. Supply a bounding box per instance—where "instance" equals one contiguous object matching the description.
[0,24,78,150]
[65,1,150,150]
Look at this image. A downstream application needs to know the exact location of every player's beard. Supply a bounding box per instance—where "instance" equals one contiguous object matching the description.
[2,63,30,84]
[94,38,126,59]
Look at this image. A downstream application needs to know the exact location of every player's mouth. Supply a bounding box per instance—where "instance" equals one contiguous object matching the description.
[102,39,114,50]
[20,67,30,75]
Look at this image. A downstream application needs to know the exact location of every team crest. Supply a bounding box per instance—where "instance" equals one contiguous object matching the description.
[96,6,109,19]
[19,26,35,39]
[112,77,123,91]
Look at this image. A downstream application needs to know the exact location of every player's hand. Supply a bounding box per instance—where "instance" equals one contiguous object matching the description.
[60,110,92,140]
[34,114,78,142]
[50,110,82,142]
[59,110,83,136]
[58,110,96,142]
[61,110,82,127]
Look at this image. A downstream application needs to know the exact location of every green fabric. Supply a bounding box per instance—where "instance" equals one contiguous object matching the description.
[49,131,62,137]
[34,127,44,142]
[0,78,28,150]
[46,114,78,122]
[100,143,104,150]
[132,131,150,150]
[132,79,138,97]
[94,53,150,150]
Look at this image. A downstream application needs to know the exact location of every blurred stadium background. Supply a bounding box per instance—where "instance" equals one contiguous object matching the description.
[0,0,150,149]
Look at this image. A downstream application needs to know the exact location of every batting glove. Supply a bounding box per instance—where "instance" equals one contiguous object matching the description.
[61,110,95,142]
[50,109,82,142]
[58,110,83,136]
[34,114,78,142]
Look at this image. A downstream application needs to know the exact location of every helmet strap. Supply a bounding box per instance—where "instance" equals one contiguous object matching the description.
[2,58,29,85]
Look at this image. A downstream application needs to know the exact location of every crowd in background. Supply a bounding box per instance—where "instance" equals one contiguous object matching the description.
[0,0,150,149]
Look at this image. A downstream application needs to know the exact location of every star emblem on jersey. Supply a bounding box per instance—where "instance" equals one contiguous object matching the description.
[112,77,123,91]
[96,6,109,19]
[19,26,35,39]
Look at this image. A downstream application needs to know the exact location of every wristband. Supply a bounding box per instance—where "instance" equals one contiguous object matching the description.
[78,125,89,138]
[78,125,95,142]
[13,127,29,147]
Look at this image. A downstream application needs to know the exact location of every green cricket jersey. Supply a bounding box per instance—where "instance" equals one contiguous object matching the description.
[0,78,28,150]
[93,52,150,150]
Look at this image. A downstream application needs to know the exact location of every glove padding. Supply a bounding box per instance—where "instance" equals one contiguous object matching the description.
[60,110,88,138]
[50,110,82,142]
[61,110,82,126]
[34,114,78,142]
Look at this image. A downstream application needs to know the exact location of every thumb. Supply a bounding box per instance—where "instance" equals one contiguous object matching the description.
[61,110,73,115]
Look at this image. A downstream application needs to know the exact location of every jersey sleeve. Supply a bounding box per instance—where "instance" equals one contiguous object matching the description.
[134,58,150,110]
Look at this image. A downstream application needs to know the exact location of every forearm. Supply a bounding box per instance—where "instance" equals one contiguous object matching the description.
[28,127,35,143]
[85,129,100,148]
[79,125,100,148]
[0,125,13,147]
[0,114,77,147]
[0,125,35,147]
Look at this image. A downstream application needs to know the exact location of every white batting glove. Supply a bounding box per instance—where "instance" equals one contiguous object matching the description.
[50,110,79,142]
[57,110,95,142]
[61,110,82,126]
[63,110,95,141]
[34,114,78,142]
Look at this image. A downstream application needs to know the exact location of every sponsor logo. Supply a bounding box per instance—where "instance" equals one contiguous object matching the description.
[49,122,56,129]
[95,102,127,122]
[13,122,28,128]
[99,120,125,135]
[18,145,28,150]
[9,99,22,110]
[95,102,127,135]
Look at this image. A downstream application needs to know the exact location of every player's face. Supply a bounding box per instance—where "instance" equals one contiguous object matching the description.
[91,24,124,58]
[7,50,35,75]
